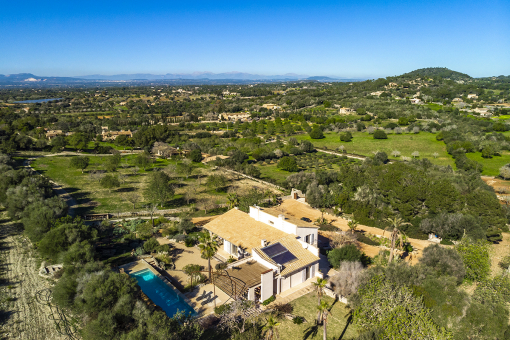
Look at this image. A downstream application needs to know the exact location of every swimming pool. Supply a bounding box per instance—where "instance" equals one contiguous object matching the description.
[130,268,195,317]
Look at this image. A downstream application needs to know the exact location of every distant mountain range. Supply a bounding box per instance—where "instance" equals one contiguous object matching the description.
[0,72,364,87]
[75,71,313,81]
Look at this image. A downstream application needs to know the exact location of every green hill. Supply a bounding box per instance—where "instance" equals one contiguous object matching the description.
[401,67,472,81]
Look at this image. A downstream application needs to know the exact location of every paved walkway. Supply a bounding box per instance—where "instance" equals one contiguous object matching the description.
[268,278,315,306]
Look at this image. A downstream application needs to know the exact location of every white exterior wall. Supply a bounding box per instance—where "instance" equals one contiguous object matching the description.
[296,238,319,256]
[224,240,231,254]
[281,276,291,292]
[249,206,297,235]
[290,269,304,287]
[296,227,318,245]
[260,270,274,302]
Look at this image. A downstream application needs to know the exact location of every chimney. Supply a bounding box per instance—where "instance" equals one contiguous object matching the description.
[278,214,285,220]
[261,239,267,247]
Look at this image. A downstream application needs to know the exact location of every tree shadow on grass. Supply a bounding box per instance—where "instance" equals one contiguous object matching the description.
[303,324,319,340]
[338,315,353,340]
[117,187,135,193]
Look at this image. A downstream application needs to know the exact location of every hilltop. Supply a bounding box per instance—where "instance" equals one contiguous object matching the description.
[400,67,472,81]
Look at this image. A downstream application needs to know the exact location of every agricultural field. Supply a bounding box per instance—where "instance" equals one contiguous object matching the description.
[30,155,275,216]
[255,152,359,184]
[291,131,455,167]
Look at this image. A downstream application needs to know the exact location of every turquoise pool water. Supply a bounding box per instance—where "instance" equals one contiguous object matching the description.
[130,268,195,317]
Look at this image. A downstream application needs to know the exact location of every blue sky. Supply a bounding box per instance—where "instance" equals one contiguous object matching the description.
[1,0,509,78]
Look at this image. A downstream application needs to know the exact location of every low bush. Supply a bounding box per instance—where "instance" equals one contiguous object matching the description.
[293,316,304,324]
[419,244,465,284]
[262,295,276,306]
[328,244,366,268]
[373,130,388,139]
[184,237,195,247]
[356,233,380,246]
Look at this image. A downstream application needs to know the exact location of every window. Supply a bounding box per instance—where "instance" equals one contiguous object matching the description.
[231,243,238,256]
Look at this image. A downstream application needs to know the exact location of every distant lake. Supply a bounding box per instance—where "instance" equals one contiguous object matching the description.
[14,98,63,104]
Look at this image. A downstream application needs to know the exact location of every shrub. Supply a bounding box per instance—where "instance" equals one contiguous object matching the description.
[373,130,387,139]
[455,237,491,282]
[340,132,353,142]
[214,303,232,315]
[327,244,363,269]
[174,234,186,242]
[499,255,510,270]
[419,244,465,284]
[373,151,388,164]
[143,238,160,253]
[309,127,324,139]
[277,156,298,172]
[330,261,364,297]
[215,262,228,270]
[188,149,203,162]
[271,303,293,317]
[356,233,380,246]
[262,295,275,306]
[184,237,195,247]
[293,316,304,324]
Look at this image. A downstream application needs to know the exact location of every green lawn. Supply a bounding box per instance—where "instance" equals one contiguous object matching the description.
[466,151,510,176]
[277,293,358,340]
[291,132,455,167]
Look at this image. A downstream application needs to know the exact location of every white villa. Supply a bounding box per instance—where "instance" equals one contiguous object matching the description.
[202,206,321,302]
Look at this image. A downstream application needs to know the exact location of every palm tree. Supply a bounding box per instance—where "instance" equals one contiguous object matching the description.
[198,232,219,282]
[347,219,358,234]
[226,193,239,209]
[313,277,327,322]
[383,216,410,263]
[262,315,281,340]
[317,300,331,340]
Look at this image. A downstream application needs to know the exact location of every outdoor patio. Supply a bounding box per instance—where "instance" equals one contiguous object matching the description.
[156,237,220,290]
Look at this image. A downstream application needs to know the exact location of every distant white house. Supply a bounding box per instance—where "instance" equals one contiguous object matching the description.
[467,94,478,99]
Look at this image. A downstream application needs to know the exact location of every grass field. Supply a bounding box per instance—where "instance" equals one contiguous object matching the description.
[255,153,359,184]
[277,293,358,340]
[291,131,455,167]
[31,154,281,216]
[30,155,224,215]
[466,151,510,176]
[427,103,443,111]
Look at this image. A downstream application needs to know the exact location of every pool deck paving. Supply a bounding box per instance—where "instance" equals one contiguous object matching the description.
[119,259,199,314]
[156,237,221,290]
[120,238,229,317]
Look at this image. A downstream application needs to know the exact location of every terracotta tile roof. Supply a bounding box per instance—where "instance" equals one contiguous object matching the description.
[261,207,319,229]
[202,208,288,253]
[253,235,320,277]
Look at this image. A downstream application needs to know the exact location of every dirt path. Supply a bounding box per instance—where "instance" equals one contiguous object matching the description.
[490,232,510,277]
[277,199,431,261]
[0,217,68,339]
